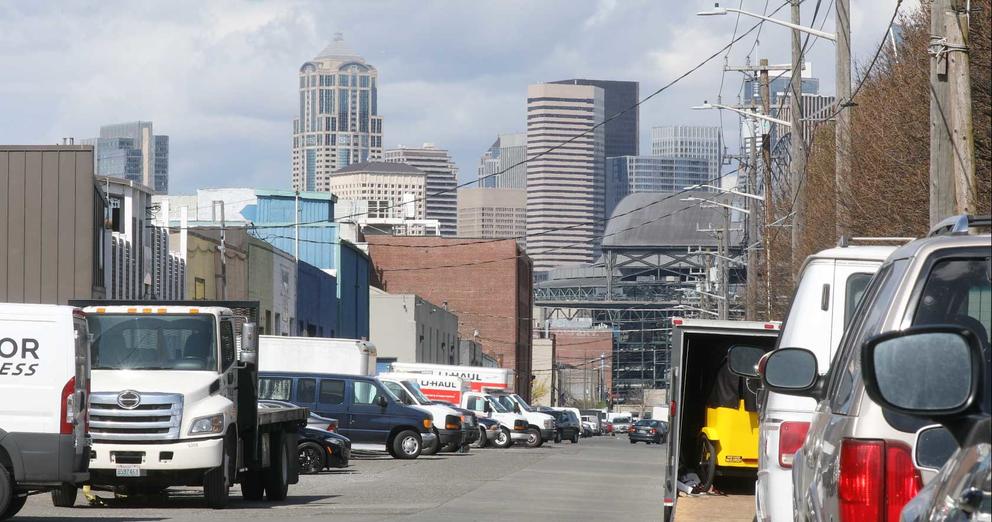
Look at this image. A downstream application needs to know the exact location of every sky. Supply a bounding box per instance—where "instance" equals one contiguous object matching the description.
[0,0,913,194]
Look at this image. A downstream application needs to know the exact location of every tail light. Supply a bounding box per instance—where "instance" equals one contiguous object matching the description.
[628,426,635,433]
[649,428,657,434]
[60,377,76,435]
[838,439,922,522]
[778,421,811,468]
[670,400,676,418]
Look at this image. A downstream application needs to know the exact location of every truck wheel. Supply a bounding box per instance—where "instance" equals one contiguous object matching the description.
[554,431,561,443]
[264,435,290,501]
[203,465,230,509]
[493,428,512,449]
[472,428,488,448]
[421,428,440,456]
[697,436,716,492]
[391,430,422,459]
[571,432,579,443]
[50,484,78,507]
[240,470,264,501]
[1,463,26,520]
[524,428,543,448]
[297,442,325,474]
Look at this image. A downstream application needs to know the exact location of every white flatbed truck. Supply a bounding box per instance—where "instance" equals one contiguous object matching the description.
[68,300,307,509]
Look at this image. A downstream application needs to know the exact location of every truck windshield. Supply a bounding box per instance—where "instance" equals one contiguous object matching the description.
[487,397,510,413]
[510,394,534,412]
[403,381,432,405]
[89,314,217,371]
[493,395,517,412]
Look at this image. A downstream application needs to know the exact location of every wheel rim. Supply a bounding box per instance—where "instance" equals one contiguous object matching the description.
[496,430,508,445]
[299,446,322,472]
[402,435,419,455]
[527,431,538,445]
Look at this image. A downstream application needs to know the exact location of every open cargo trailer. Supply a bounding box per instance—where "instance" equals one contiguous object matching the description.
[662,318,780,521]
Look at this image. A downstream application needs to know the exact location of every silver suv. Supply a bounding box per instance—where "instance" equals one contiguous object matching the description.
[760,215,991,522]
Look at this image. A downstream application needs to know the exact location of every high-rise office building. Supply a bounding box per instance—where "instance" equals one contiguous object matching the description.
[326,161,426,220]
[383,144,458,236]
[294,33,384,192]
[650,126,723,184]
[742,63,819,106]
[551,79,639,158]
[605,156,711,217]
[477,132,527,189]
[526,83,605,271]
[82,121,169,193]
[457,187,527,242]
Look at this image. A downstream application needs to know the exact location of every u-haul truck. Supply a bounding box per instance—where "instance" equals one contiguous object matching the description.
[388,362,515,393]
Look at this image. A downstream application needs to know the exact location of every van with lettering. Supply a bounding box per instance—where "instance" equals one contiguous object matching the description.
[387,362,515,392]
[0,304,90,519]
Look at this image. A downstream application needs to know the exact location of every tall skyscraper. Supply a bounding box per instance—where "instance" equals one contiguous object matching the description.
[383,144,458,236]
[294,33,383,192]
[605,156,711,217]
[650,126,723,184]
[82,121,169,193]
[526,83,605,271]
[551,79,639,158]
[477,132,526,188]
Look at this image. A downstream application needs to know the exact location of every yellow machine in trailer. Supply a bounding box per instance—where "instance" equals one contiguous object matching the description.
[696,361,762,489]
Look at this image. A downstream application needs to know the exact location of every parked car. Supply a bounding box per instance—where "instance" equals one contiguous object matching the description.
[759,215,991,522]
[460,392,529,448]
[727,243,895,522]
[259,399,339,432]
[611,416,633,433]
[857,325,990,521]
[581,417,597,437]
[546,410,582,443]
[297,427,351,473]
[473,417,503,448]
[429,401,480,452]
[379,373,468,456]
[487,390,556,447]
[258,372,436,459]
[629,419,667,444]
[603,421,614,435]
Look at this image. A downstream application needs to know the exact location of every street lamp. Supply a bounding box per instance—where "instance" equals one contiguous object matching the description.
[696,5,836,41]
[692,102,792,127]
[685,184,764,201]
[681,196,750,215]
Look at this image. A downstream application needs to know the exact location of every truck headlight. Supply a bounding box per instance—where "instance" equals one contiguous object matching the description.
[189,414,224,435]
[422,418,433,430]
[544,419,555,429]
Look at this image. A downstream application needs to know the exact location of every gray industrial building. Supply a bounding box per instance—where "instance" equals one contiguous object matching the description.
[370,288,460,365]
[0,145,107,304]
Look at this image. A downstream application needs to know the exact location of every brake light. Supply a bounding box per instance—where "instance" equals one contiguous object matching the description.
[60,377,76,435]
[327,422,337,433]
[649,428,657,434]
[670,400,676,418]
[838,439,922,522]
[778,421,811,468]
[628,426,635,433]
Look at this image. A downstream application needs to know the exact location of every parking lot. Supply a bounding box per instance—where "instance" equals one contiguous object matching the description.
[16,436,664,521]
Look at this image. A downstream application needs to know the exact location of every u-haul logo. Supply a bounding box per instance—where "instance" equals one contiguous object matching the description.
[0,337,40,376]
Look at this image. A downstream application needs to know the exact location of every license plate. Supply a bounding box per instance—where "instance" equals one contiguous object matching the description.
[115,464,141,477]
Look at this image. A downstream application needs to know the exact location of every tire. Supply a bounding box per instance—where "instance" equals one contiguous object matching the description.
[472,427,488,448]
[240,470,264,501]
[524,428,543,448]
[297,441,326,474]
[421,428,440,456]
[391,430,422,460]
[554,432,561,444]
[203,465,230,509]
[630,439,637,444]
[697,436,716,492]
[441,442,460,453]
[492,428,512,449]
[264,434,290,501]
[571,432,579,443]
[0,463,13,520]
[51,484,78,507]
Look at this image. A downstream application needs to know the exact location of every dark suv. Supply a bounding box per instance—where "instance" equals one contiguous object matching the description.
[546,410,581,443]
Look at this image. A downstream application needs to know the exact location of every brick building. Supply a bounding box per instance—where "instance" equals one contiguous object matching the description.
[366,236,534,399]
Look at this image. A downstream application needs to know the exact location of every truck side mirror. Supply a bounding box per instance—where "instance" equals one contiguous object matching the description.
[513,403,521,413]
[484,402,492,413]
[761,347,823,399]
[376,395,389,408]
[239,322,258,366]
[728,345,765,378]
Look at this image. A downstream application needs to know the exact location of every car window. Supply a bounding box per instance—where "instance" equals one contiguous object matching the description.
[383,381,412,404]
[259,377,291,400]
[319,379,345,405]
[827,259,908,414]
[844,272,874,328]
[352,381,385,405]
[297,378,316,403]
[466,396,484,411]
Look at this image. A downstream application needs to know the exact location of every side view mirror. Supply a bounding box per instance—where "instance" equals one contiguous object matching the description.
[861,325,984,446]
[239,322,258,366]
[729,345,766,378]
[761,347,823,398]
[513,403,521,413]
[484,402,493,413]
[376,395,389,408]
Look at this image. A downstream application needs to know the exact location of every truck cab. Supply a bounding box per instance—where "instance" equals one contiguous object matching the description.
[460,391,529,447]
[378,373,466,455]
[488,390,555,447]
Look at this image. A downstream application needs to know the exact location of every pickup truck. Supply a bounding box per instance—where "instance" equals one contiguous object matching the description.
[68,300,307,509]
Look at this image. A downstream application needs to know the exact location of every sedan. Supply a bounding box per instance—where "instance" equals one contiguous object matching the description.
[629,419,667,444]
[298,426,351,473]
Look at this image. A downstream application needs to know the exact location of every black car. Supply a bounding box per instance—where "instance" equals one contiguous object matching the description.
[629,419,667,444]
[298,426,351,473]
[546,410,581,443]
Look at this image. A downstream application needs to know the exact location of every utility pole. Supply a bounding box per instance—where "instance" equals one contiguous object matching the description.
[835,0,853,239]
[212,200,227,300]
[789,0,806,273]
[930,0,956,224]
[758,59,774,319]
[743,149,758,320]
[720,206,730,320]
[947,0,977,214]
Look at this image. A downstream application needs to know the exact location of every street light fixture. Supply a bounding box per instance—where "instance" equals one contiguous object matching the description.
[696,4,836,41]
[681,196,750,215]
[685,184,764,201]
[692,102,792,127]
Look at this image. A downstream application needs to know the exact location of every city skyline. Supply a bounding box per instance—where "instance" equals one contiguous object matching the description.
[0,1,907,195]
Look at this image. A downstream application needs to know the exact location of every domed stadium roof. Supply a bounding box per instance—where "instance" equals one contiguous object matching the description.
[602,191,738,249]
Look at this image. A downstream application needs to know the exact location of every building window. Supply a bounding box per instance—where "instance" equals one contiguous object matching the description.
[194,277,206,300]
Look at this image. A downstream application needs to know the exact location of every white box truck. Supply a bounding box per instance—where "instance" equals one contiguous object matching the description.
[1,304,90,519]
[68,300,307,509]
[258,336,376,376]
[388,362,514,392]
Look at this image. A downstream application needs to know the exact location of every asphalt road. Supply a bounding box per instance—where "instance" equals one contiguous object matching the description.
[16,435,666,521]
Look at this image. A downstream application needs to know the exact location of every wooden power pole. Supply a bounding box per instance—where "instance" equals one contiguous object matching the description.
[758,59,773,320]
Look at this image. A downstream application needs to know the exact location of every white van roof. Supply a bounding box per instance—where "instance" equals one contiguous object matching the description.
[808,245,897,262]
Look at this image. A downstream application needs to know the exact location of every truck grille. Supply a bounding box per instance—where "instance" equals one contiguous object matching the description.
[89,392,183,442]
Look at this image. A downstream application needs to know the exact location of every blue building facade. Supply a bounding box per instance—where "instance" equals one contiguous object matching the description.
[245,189,370,340]
[297,260,338,337]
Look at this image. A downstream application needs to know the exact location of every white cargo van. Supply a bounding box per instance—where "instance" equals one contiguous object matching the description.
[460,391,529,448]
[0,304,90,518]
[378,372,468,455]
[259,336,376,376]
